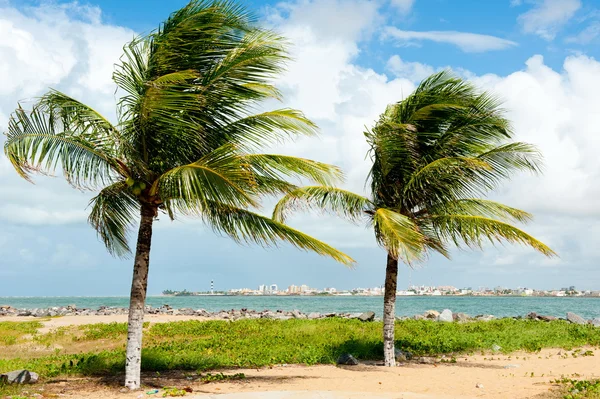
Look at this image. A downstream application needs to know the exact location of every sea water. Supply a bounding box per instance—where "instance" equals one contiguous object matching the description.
[0,296,599,319]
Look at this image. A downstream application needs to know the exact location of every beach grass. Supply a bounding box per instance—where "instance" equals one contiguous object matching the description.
[0,318,599,395]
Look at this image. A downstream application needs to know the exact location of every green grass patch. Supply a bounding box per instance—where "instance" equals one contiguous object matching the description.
[0,321,41,345]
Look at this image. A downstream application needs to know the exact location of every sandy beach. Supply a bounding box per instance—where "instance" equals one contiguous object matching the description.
[20,348,597,399]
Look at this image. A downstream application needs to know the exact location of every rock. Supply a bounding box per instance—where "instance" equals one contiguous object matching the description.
[417,357,435,364]
[475,314,496,322]
[476,383,484,389]
[413,314,426,320]
[357,311,375,322]
[567,312,586,325]
[453,312,471,323]
[491,344,501,352]
[0,370,39,384]
[307,312,321,320]
[526,312,538,320]
[437,309,453,322]
[538,315,557,322]
[291,310,306,319]
[504,364,521,369]
[590,318,600,327]
[424,310,440,319]
[337,354,359,365]
[394,348,413,362]
[324,312,337,318]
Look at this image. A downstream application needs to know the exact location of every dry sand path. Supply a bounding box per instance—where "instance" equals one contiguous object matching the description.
[1,314,209,333]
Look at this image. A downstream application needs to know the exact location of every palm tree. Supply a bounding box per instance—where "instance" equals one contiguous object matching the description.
[3,0,354,389]
[273,71,556,367]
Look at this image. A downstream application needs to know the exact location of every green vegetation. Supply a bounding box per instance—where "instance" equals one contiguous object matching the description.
[0,321,42,345]
[1,318,599,381]
[554,378,600,398]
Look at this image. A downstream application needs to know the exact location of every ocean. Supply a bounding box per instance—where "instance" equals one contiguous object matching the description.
[1,296,599,319]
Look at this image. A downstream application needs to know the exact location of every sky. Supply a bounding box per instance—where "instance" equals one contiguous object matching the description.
[1,0,600,296]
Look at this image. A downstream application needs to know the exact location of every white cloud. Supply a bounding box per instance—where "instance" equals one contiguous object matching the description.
[386,55,435,82]
[565,21,600,44]
[389,0,415,14]
[517,0,581,40]
[383,28,518,52]
[0,2,136,226]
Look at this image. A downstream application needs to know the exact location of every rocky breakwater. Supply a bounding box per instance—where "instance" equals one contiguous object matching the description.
[1,305,598,325]
[398,309,600,326]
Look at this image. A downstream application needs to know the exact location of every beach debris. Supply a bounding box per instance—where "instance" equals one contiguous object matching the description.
[394,348,413,362]
[491,344,502,352]
[437,309,453,322]
[424,310,440,319]
[337,353,359,365]
[476,383,484,389]
[566,312,586,325]
[146,389,160,395]
[162,387,187,397]
[0,370,39,384]
[504,364,521,369]
[357,311,375,322]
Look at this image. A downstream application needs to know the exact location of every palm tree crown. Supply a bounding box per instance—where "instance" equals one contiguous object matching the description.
[274,71,555,263]
[4,0,352,264]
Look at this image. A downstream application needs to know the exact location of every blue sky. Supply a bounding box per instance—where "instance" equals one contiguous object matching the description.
[1,0,600,296]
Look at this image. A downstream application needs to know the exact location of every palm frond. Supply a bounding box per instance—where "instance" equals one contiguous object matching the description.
[272,186,372,223]
[429,214,556,257]
[88,182,140,257]
[429,199,533,223]
[373,208,426,265]
[4,105,121,189]
[224,109,319,150]
[243,153,343,188]
[155,144,257,214]
[202,202,355,266]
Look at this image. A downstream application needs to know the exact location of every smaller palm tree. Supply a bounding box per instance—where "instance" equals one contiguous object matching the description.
[273,71,556,366]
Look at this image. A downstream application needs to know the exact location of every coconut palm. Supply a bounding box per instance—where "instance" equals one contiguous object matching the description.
[3,0,354,389]
[273,71,556,367]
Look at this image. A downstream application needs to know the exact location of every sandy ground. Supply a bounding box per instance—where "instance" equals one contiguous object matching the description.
[3,316,599,398]
[1,314,209,333]
[14,348,599,399]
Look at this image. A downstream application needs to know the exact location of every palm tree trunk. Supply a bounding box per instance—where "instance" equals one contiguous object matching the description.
[124,204,155,390]
[383,253,398,367]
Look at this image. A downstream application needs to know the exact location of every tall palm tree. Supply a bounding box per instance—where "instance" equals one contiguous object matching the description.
[3,0,354,389]
[273,71,556,367]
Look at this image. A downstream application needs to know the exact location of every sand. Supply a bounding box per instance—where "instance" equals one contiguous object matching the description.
[1,314,209,334]
[2,316,598,398]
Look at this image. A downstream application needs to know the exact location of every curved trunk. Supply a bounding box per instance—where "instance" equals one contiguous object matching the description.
[124,204,155,390]
[382,253,398,367]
